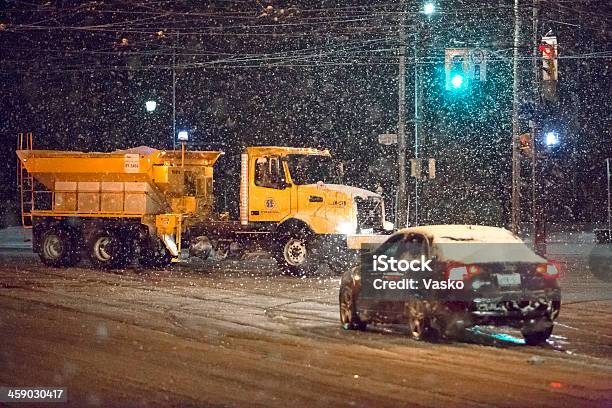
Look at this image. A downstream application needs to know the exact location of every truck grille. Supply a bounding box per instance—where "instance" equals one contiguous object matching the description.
[355,196,384,232]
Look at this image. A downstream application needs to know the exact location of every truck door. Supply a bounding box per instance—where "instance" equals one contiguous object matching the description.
[249,156,291,223]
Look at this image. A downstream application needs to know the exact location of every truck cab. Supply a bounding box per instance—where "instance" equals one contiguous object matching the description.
[242,146,385,234]
[228,146,389,274]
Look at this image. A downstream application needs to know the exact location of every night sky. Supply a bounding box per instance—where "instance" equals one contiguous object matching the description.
[1,0,610,227]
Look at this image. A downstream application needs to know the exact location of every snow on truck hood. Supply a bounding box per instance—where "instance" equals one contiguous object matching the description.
[308,184,381,199]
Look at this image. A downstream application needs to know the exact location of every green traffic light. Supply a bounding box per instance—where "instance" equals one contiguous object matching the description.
[451,74,464,89]
[423,2,435,15]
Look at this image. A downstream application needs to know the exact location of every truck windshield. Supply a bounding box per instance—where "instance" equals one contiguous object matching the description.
[286,154,339,185]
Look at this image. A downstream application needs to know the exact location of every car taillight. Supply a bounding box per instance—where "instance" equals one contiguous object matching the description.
[446,263,481,281]
[536,262,560,279]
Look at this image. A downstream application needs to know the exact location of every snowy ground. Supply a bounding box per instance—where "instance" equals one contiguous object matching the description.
[0,244,610,407]
[0,226,31,249]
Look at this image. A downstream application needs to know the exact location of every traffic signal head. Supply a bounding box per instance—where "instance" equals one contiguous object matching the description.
[451,72,465,89]
[539,44,553,60]
[519,133,532,155]
[445,48,470,92]
[540,36,558,81]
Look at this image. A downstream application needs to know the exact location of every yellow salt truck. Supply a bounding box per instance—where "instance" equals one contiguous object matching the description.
[17,143,390,274]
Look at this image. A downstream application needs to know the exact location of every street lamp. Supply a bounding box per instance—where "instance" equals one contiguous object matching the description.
[423,2,435,15]
[177,130,189,142]
[545,131,559,147]
[145,100,157,112]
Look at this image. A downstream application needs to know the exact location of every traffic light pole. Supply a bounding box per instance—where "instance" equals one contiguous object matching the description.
[413,27,421,226]
[172,32,177,150]
[511,0,522,235]
[396,0,408,228]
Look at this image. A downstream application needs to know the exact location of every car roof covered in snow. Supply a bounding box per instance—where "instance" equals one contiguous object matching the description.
[397,225,522,243]
[394,225,545,263]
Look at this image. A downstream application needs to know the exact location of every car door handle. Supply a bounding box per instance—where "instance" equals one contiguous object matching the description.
[309,196,323,203]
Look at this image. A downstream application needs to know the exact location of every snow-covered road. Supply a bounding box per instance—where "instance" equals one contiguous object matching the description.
[0,250,610,407]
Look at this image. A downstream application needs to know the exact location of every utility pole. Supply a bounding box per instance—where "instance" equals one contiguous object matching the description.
[511,0,522,234]
[396,0,408,228]
[413,27,422,226]
[531,0,546,255]
[172,32,178,150]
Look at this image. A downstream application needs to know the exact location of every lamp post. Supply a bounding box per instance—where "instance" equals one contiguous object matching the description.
[177,130,189,167]
[396,0,408,228]
[413,2,435,226]
[396,1,435,228]
[145,100,157,112]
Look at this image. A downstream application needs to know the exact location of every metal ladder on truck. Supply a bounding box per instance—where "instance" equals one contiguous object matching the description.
[17,132,34,229]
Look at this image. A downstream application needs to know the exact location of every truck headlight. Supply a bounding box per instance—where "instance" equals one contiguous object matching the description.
[337,221,356,235]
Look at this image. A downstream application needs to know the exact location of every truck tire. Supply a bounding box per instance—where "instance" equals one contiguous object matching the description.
[39,227,80,267]
[89,229,133,269]
[273,231,320,276]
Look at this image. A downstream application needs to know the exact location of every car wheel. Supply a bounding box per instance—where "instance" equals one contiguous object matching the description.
[274,232,320,276]
[39,227,79,267]
[407,299,434,341]
[339,284,366,331]
[522,326,553,346]
[89,230,133,269]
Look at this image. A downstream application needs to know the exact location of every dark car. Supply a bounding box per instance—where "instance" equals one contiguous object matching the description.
[339,225,561,345]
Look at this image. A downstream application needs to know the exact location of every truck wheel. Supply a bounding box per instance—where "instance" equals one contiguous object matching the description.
[89,230,133,269]
[39,228,79,267]
[339,284,367,330]
[274,233,320,276]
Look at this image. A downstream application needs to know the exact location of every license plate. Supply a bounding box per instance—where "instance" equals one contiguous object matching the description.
[497,273,521,287]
